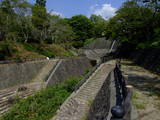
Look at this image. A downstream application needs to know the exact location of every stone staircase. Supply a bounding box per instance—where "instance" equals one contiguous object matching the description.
[51,61,115,120]
[0,59,58,115]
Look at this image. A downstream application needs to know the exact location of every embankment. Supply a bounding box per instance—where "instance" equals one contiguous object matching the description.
[46,57,93,87]
[0,60,47,89]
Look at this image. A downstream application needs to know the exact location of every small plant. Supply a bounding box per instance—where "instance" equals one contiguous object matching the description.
[84,69,91,75]
[63,51,74,57]
[83,38,96,46]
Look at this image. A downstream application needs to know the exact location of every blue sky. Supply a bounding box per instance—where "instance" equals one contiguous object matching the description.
[28,0,127,19]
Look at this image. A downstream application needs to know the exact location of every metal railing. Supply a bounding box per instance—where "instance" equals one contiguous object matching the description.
[110,61,128,120]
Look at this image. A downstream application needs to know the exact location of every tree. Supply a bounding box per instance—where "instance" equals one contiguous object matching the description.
[32,0,48,43]
[68,15,94,45]
[90,14,107,37]
[36,0,46,7]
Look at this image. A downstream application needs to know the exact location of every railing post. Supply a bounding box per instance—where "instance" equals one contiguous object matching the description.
[110,106,125,120]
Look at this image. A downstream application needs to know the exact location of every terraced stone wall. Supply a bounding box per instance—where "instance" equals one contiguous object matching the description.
[0,61,46,89]
[46,57,93,87]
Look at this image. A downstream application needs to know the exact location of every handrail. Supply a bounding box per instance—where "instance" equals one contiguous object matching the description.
[110,60,128,120]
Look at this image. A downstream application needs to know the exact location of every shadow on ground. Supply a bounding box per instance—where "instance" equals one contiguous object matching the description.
[121,61,160,97]
[128,74,160,97]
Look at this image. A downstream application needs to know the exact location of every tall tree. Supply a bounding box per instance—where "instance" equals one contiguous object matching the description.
[68,15,94,41]
[36,0,46,7]
[105,0,160,49]
[90,14,107,37]
[32,0,48,43]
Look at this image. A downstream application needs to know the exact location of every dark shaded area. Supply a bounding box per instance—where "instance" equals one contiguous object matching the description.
[115,43,160,75]
[127,73,160,97]
[130,49,160,75]
[90,60,97,66]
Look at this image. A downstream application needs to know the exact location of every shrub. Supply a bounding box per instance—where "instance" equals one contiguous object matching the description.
[0,77,82,120]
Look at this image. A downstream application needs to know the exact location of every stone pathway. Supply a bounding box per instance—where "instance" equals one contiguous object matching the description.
[0,59,58,115]
[51,61,115,120]
[121,60,160,120]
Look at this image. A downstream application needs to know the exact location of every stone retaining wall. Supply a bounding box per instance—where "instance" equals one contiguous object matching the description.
[87,71,112,120]
[46,57,93,87]
[0,60,47,89]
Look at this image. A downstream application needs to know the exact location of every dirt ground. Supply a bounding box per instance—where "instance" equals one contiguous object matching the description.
[121,60,160,120]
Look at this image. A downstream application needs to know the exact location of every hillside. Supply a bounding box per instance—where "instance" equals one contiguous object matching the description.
[0,42,74,60]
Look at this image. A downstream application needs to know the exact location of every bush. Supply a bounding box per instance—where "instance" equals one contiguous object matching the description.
[0,77,82,120]
[0,42,15,60]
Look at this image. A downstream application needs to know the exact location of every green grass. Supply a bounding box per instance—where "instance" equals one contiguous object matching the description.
[23,43,55,58]
[63,51,74,57]
[0,77,82,120]
[83,38,96,46]
[134,103,145,109]
[132,90,148,110]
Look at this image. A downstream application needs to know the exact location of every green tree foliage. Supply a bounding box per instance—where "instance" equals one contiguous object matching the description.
[36,0,46,7]
[68,15,94,47]
[105,0,160,49]
[0,0,75,44]
[0,0,78,59]
[90,14,107,38]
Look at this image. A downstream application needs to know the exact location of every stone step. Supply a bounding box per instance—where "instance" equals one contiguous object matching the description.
[0,104,10,113]
[0,94,15,103]
[0,107,10,115]
[0,88,16,95]
[0,90,35,115]
[0,91,16,99]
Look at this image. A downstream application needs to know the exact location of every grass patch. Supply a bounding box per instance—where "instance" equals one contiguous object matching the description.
[0,77,82,120]
[63,51,74,57]
[83,38,96,46]
[132,90,148,110]
[0,42,75,60]
[23,43,55,58]
[134,103,145,109]
[87,99,93,106]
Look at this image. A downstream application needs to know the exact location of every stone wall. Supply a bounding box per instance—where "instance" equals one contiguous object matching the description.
[87,71,112,120]
[46,57,93,87]
[0,60,46,89]
[83,38,112,49]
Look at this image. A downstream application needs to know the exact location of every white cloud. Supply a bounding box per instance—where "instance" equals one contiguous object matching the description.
[50,11,64,18]
[90,4,117,19]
